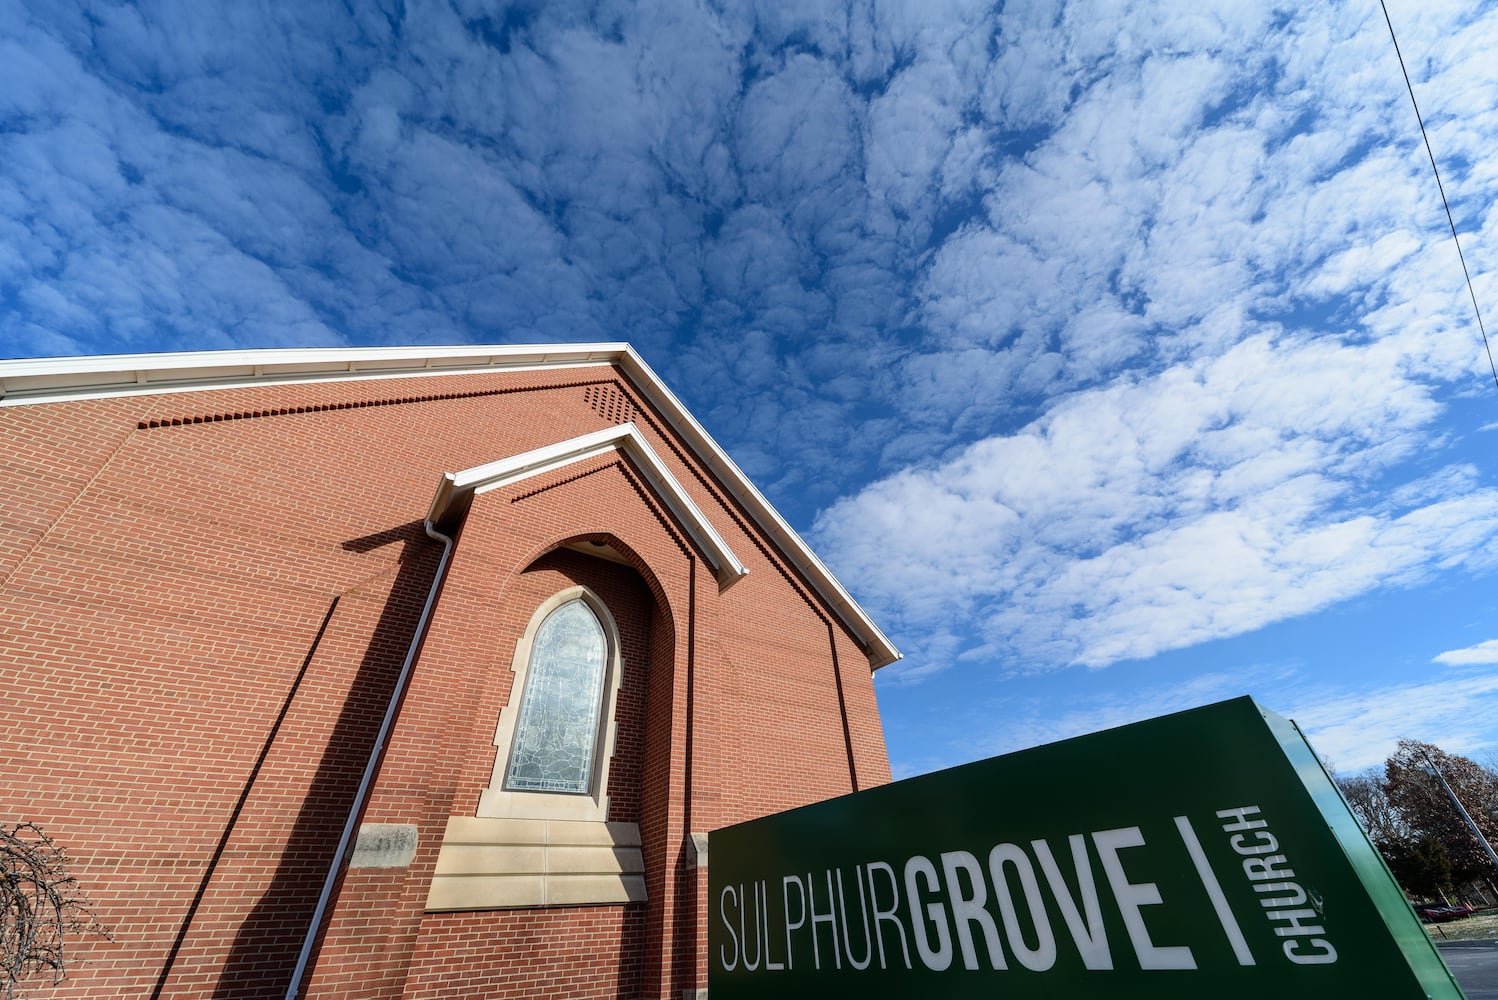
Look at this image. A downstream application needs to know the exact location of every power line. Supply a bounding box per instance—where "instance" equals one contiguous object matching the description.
[1379,0,1498,392]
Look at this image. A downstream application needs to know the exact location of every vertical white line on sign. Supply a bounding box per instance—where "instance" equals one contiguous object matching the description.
[1174,815,1256,966]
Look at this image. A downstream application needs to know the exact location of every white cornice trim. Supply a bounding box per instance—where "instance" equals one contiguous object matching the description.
[612,349,901,670]
[0,343,900,669]
[428,423,748,591]
[0,344,630,406]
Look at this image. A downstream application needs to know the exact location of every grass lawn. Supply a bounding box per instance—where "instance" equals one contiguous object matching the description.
[1425,910,1498,942]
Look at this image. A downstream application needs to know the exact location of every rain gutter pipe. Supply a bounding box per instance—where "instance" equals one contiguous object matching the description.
[284,519,456,999]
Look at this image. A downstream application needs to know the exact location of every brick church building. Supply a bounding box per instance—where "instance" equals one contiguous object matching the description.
[0,344,898,998]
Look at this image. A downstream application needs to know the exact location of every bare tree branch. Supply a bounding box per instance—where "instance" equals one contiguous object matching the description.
[2,823,111,1000]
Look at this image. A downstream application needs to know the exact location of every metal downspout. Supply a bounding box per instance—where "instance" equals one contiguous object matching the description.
[284,520,456,999]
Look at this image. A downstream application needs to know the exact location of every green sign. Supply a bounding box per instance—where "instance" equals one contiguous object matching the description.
[709,697,1464,998]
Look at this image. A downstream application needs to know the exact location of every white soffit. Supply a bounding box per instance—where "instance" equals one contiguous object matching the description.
[0,343,900,669]
[428,423,748,591]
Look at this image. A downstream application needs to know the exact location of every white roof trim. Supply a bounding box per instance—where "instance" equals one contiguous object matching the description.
[614,349,902,671]
[427,423,748,591]
[0,344,630,406]
[0,343,900,669]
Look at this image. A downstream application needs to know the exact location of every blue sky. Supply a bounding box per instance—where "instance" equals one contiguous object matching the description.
[4,0,1498,778]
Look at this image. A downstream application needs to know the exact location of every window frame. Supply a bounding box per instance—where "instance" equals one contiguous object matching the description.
[476,586,623,822]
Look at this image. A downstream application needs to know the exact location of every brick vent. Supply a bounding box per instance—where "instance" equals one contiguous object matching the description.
[583,384,637,424]
[136,381,606,430]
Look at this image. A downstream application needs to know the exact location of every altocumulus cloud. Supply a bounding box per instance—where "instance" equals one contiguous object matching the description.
[813,1,1498,675]
[4,0,1498,690]
[815,337,1498,671]
[2,0,963,510]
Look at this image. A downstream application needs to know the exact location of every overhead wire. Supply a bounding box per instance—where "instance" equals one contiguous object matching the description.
[1379,0,1498,391]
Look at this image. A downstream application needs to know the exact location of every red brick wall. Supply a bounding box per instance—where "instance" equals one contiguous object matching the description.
[0,363,890,999]
[309,532,667,1000]
[401,907,646,999]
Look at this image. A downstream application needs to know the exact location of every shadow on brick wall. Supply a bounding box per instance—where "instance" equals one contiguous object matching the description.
[152,522,439,999]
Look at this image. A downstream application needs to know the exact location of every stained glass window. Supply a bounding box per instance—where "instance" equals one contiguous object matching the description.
[503,599,608,794]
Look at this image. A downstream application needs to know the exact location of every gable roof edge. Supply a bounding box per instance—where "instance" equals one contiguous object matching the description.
[427,423,750,591]
[0,343,901,669]
[613,347,900,671]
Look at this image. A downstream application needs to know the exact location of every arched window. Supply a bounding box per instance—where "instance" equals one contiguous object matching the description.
[435,582,645,911]
[477,586,623,822]
[503,599,607,794]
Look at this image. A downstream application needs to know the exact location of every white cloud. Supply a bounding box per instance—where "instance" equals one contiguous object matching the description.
[735,54,858,207]
[5,0,1498,668]
[815,0,1498,677]
[1434,639,1498,666]
[897,1,1498,447]
[1288,674,1498,773]
[817,325,1498,671]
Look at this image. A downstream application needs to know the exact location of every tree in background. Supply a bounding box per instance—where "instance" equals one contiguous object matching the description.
[1,823,109,1000]
[1382,740,1498,889]
[1337,740,1498,901]
[1338,770,1409,847]
[1379,835,1458,901]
